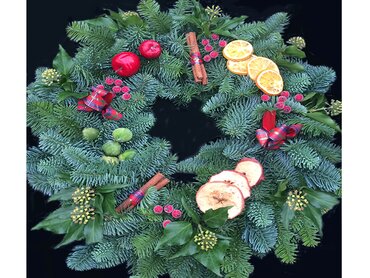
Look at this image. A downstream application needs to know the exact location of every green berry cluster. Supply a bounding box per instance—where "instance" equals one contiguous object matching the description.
[41,68,61,86]
[287,36,306,49]
[326,100,342,116]
[101,128,136,165]
[72,186,96,205]
[70,187,96,225]
[120,11,140,20]
[205,5,222,19]
[286,190,309,211]
[194,230,218,251]
[71,204,95,225]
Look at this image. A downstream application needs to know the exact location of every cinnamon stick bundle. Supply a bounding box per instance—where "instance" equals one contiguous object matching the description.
[186,32,208,85]
[115,172,170,212]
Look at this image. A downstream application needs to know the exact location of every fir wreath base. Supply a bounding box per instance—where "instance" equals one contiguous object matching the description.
[27,1,341,277]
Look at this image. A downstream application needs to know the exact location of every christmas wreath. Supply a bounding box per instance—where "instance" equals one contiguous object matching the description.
[27,0,342,277]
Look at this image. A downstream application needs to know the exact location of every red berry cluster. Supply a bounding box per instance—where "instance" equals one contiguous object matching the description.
[261,91,304,114]
[99,77,132,101]
[153,204,183,228]
[201,33,227,63]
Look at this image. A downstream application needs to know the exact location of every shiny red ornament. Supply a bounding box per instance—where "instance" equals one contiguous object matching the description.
[111,52,141,77]
[138,40,162,59]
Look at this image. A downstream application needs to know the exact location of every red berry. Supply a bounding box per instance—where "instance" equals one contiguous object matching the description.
[219,40,227,47]
[162,219,171,228]
[114,79,123,86]
[122,93,131,100]
[275,102,285,110]
[138,40,162,59]
[280,91,290,98]
[171,210,182,219]
[204,44,213,52]
[112,86,121,93]
[278,96,287,103]
[121,86,130,93]
[164,204,174,213]
[111,52,141,77]
[211,34,219,40]
[201,39,210,46]
[203,55,211,62]
[210,51,219,59]
[105,77,115,85]
[261,95,270,102]
[96,84,105,90]
[294,94,304,102]
[153,205,163,214]
[283,105,292,113]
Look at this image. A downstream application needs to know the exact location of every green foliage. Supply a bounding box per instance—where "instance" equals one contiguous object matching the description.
[304,64,336,94]
[282,72,311,93]
[218,97,260,138]
[67,20,116,50]
[203,207,230,228]
[264,12,290,34]
[138,0,172,34]
[274,221,298,264]
[67,245,97,271]
[292,215,321,247]
[286,115,336,138]
[194,239,230,277]
[222,238,254,278]
[303,160,341,192]
[282,139,321,170]
[155,221,194,250]
[242,222,278,254]
[246,202,275,228]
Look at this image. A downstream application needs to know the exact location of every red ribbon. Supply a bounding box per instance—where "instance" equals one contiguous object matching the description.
[190,52,203,65]
[77,89,122,120]
[128,189,145,207]
[256,111,303,150]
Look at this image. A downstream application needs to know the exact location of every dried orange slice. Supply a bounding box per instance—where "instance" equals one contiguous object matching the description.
[227,60,249,75]
[256,70,284,96]
[247,56,280,81]
[226,55,256,75]
[222,40,254,62]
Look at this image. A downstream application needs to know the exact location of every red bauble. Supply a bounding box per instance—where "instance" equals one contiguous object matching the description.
[138,40,162,59]
[111,52,141,77]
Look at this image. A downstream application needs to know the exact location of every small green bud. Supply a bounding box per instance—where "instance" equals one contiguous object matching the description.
[102,141,121,156]
[82,128,99,141]
[112,128,133,142]
[118,149,136,161]
[102,155,119,165]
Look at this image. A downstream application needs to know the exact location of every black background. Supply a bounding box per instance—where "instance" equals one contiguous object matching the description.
[27,0,341,277]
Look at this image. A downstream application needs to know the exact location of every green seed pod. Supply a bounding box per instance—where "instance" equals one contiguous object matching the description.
[118,149,136,161]
[112,128,133,142]
[82,128,99,141]
[102,141,121,156]
[102,155,119,165]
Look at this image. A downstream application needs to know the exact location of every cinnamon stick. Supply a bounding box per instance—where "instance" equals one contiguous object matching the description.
[142,172,165,190]
[115,172,170,212]
[186,32,204,82]
[154,178,170,190]
[200,64,208,85]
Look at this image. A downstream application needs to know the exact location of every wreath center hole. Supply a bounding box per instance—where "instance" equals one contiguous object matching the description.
[150,99,222,161]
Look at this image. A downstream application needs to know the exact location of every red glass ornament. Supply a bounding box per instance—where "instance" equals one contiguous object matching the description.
[111,52,141,77]
[138,40,162,59]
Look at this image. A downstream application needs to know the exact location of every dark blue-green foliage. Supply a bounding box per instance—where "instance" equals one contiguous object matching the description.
[27,0,341,276]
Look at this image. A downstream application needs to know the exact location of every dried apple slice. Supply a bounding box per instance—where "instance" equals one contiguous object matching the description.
[196,181,245,219]
[234,158,264,187]
[209,170,250,199]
